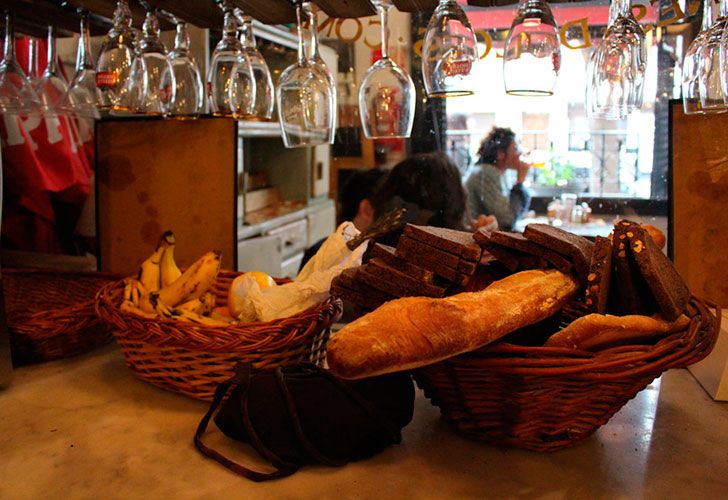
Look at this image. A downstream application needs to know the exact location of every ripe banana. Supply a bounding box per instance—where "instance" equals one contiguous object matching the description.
[120,299,158,319]
[176,296,206,315]
[138,244,166,293]
[158,250,222,308]
[174,309,234,327]
[201,292,216,314]
[159,231,182,288]
[148,292,175,318]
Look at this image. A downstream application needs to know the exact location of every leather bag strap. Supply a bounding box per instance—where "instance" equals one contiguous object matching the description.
[194,364,299,482]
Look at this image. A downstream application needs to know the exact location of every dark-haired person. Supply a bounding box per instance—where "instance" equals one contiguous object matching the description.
[464,127,531,231]
[371,151,469,247]
[298,167,387,271]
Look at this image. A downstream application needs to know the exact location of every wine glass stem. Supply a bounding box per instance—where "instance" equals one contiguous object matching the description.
[46,26,58,74]
[295,4,306,64]
[379,3,390,60]
[307,4,320,60]
[3,11,15,63]
[77,12,93,71]
[608,0,631,23]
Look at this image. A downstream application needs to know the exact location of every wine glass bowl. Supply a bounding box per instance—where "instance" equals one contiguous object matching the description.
[208,4,255,117]
[138,11,169,115]
[422,0,478,98]
[699,13,728,113]
[503,0,561,96]
[359,57,415,138]
[0,11,42,116]
[276,2,335,148]
[587,0,646,119]
[36,26,69,115]
[230,12,272,120]
[160,21,204,119]
[95,0,137,111]
[358,0,415,138]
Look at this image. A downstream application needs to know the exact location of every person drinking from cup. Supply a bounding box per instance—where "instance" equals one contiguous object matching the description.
[465,127,532,232]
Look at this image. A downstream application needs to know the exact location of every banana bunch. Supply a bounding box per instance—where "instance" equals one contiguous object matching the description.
[121,231,235,326]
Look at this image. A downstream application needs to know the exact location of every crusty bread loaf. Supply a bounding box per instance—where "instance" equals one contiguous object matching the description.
[545,313,689,351]
[326,269,578,379]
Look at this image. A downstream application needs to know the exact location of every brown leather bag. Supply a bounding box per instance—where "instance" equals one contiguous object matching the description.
[195,363,415,481]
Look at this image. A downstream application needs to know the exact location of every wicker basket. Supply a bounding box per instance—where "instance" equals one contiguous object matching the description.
[96,270,343,401]
[3,268,119,365]
[414,297,720,452]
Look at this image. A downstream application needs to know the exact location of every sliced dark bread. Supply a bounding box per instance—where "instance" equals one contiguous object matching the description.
[523,223,594,282]
[627,225,690,320]
[403,224,481,261]
[330,283,388,312]
[584,236,612,314]
[356,265,444,298]
[395,239,472,286]
[611,220,659,316]
[478,241,520,272]
[487,230,573,274]
[366,258,446,298]
[472,227,493,247]
[370,243,435,284]
[333,268,396,304]
[490,231,545,256]
[541,250,574,275]
[396,236,460,269]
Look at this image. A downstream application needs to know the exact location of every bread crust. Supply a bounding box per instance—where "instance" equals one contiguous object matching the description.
[327,269,579,379]
[544,313,689,351]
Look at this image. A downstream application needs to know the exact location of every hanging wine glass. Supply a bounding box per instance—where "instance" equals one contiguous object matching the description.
[303,1,336,139]
[683,0,714,114]
[137,10,169,114]
[276,2,335,147]
[119,28,144,113]
[503,0,561,96]
[36,26,69,115]
[60,10,100,120]
[422,0,478,98]
[699,0,728,112]
[208,2,255,117]
[586,0,646,119]
[230,10,274,120]
[358,0,415,138]
[0,10,42,116]
[160,21,204,119]
[95,0,136,111]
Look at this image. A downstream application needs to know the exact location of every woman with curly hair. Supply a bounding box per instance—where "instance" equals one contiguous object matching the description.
[464,127,532,231]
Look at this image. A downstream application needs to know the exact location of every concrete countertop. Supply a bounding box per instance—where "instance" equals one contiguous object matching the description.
[1,344,727,499]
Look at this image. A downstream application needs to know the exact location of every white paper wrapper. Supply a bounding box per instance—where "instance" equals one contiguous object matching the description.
[237,222,365,323]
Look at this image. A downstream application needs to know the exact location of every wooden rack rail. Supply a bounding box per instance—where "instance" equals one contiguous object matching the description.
[3,0,595,38]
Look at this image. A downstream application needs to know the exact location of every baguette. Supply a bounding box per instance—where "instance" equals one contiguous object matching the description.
[544,313,689,351]
[327,269,578,379]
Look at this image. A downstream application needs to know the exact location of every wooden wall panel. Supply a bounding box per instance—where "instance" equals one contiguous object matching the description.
[96,117,237,276]
[670,101,728,307]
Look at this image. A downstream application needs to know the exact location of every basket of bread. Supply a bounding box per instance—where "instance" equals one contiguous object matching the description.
[325,220,720,451]
[95,227,366,401]
[4,268,119,365]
